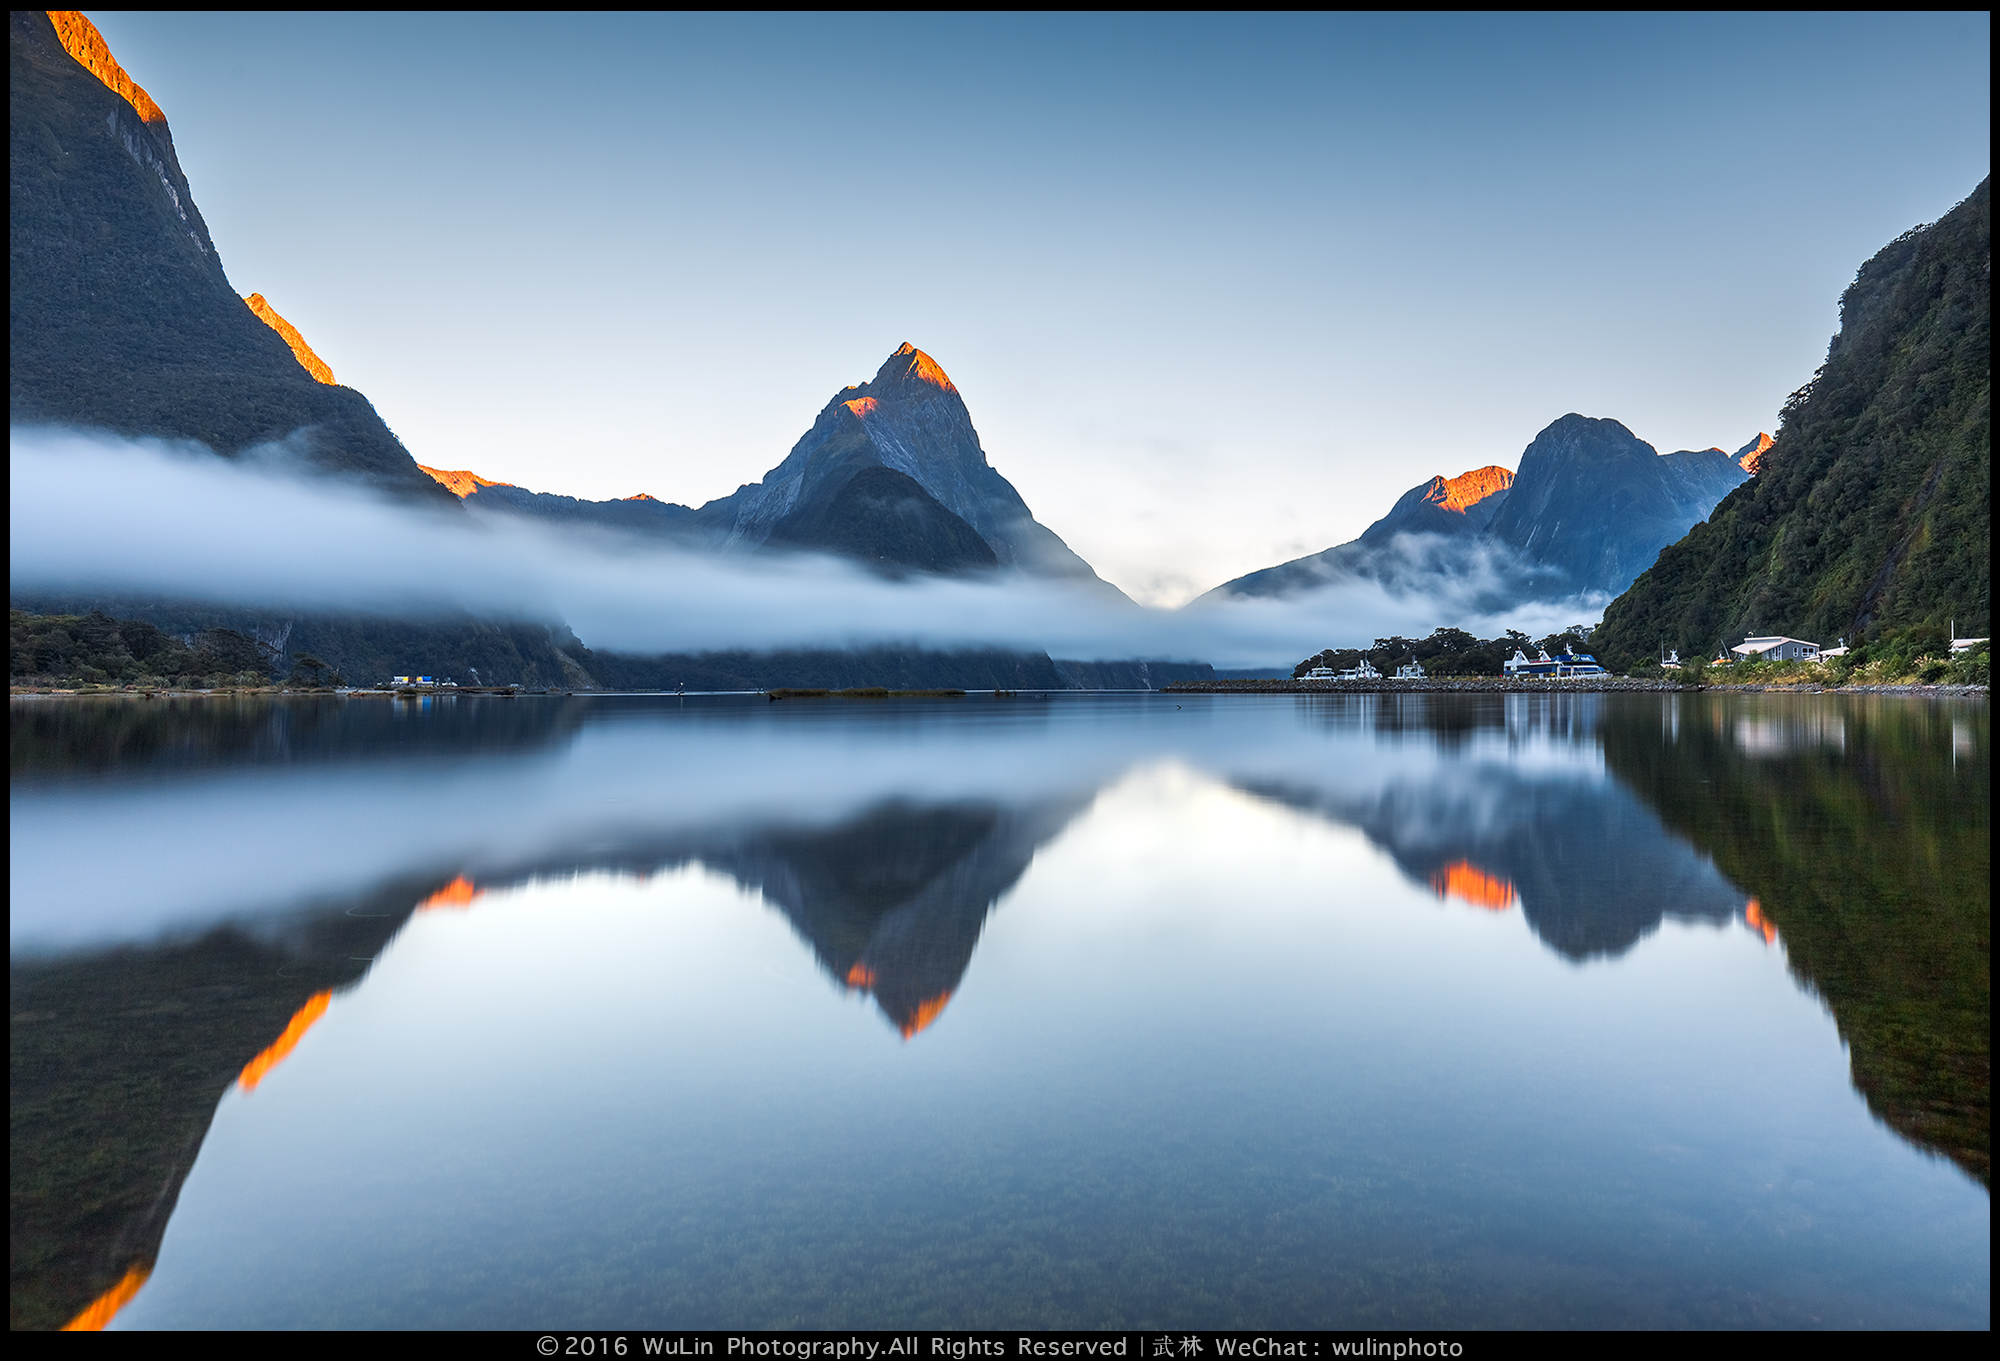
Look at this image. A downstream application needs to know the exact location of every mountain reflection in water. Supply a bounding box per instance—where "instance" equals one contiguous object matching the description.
[8,691,1986,1329]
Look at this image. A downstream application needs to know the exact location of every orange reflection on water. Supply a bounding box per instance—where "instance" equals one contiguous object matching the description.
[1429,860,1517,911]
[237,991,332,1093]
[845,961,878,989]
[60,1264,149,1331]
[1745,898,1778,945]
[419,875,481,911]
[900,991,953,1039]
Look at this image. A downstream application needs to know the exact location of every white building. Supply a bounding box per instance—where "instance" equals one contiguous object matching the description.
[1730,636,1822,663]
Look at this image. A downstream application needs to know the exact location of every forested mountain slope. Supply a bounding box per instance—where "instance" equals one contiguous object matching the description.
[1594,179,1990,669]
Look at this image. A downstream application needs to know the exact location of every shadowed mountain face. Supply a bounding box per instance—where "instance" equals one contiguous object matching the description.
[7,12,452,504]
[1481,415,1754,592]
[765,465,999,577]
[1201,421,1755,607]
[695,344,1116,589]
[1594,179,1990,669]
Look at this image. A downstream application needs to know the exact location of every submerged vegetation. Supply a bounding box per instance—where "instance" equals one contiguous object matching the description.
[1603,695,1990,1184]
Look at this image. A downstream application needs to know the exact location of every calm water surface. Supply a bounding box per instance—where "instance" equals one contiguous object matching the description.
[9,691,1988,1330]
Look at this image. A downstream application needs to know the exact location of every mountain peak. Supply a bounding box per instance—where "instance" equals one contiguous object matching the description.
[417,465,514,499]
[875,343,958,396]
[243,294,336,385]
[1429,466,1513,514]
[1734,432,1774,474]
[46,10,165,124]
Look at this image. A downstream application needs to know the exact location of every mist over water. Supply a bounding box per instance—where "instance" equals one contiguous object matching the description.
[9,427,1601,666]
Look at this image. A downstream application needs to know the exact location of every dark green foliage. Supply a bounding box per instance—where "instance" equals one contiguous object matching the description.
[1292,627,1557,678]
[1595,179,1991,672]
[1602,697,1989,1185]
[8,12,453,503]
[10,603,591,689]
[10,609,274,687]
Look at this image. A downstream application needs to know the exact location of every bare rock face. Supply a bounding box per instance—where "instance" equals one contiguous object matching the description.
[695,343,1123,592]
[46,10,167,125]
[1482,414,1752,594]
[1358,465,1514,544]
[243,293,336,385]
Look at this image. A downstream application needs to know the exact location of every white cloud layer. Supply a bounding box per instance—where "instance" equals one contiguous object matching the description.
[10,427,1601,667]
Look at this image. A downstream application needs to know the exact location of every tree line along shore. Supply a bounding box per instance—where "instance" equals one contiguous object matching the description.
[10,610,1989,698]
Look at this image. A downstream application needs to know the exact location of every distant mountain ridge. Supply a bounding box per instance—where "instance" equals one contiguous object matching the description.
[1203,419,1760,608]
[1593,178,1990,669]
[422,343,1126,592]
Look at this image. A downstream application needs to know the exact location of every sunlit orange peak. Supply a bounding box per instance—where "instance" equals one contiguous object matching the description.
[47,11,166,124]
[900,990,953,1039]
[1430,466,1514,515]
[417,465,514,499]
[845,961,878,990]
[891,342,958,393]
[237,991,333,1092]
[1429,860,1517,911]
[243,293,337,385]
[419,875,481,911]
[1737,433,1775,475]
[844,397,879,420]
[623,492,658,501]
[60,1264,150,1331]
[1744,898,1777,945]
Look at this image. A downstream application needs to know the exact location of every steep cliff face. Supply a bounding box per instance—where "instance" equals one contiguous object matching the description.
[8,11,451,503]
[1594,178,1990,669]
[1202,415,1750,608]
[764,464,999,576]
[1482,414,1751,594]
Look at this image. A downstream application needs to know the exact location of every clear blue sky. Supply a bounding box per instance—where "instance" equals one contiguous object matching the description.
[88,11,1990,604]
